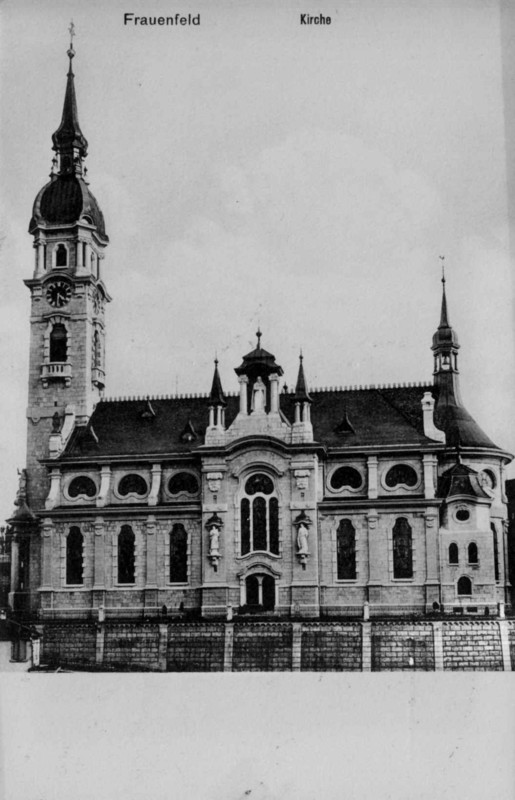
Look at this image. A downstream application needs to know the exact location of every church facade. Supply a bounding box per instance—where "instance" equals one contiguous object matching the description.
[5,44,513,661]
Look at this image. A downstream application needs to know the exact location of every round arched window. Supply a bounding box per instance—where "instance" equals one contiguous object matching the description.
[479,469,496,490]
[241,473,278,555]
[457,576,472,596]
[168,472,199,495]
[330,466,362,490]
[385,464,418,488]
[118,474,148,496]
[68,476,97,498]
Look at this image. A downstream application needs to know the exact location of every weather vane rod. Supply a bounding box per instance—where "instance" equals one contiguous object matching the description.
[439,254,446,284]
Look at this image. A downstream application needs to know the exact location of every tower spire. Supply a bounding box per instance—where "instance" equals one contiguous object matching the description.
[431,259,461,405]
[52,22,88,175]
[439,255,450,327]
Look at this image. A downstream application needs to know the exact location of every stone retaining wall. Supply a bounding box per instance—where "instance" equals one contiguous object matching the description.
[36,619,513,672]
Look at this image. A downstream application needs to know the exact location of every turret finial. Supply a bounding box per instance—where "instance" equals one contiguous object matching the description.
[439,254,446,285]
[256,327,262,348]
[67,20,76,69]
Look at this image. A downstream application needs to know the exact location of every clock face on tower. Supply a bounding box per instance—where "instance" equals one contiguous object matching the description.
[46,281,72,308]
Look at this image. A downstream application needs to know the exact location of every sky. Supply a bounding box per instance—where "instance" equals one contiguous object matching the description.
[1,1,515,797]
[1,0,514,521]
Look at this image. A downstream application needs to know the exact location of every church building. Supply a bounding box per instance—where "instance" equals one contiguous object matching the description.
[5,42,514,670]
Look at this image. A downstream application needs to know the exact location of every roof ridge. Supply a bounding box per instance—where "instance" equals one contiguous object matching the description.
[309,381,429,393]
[100,390,240,403]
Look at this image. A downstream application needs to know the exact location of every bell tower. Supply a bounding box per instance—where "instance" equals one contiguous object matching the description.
[24,28,110,509]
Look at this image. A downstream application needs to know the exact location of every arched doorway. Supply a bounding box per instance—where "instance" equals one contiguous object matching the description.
[245,574,275,611]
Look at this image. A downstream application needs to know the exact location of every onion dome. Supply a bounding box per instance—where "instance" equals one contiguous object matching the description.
[235,329,284,379]
[209,359,227,406]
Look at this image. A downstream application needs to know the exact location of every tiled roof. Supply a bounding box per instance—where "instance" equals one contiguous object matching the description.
[61,384,455,459]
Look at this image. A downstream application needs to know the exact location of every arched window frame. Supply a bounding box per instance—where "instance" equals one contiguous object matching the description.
[467,541,479,565]
[65,474,98,503]
[237,563,281,609]
[381,463,421,494]
[391,517,414,579]
[327,465,365,495]
[53,241,69,269]
[448,542,459,565]
[65,526,84,586]
[113,472,150,502]
[43,316,71,365]
[165,470,200,501]
[168,523,189,584]
[238,469,282,558]
[335,518,357,580]
[457,575,472,596]
[116,525,136,585]
[491,523,500,582]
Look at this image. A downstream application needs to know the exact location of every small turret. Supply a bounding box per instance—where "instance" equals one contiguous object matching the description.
[292,352,313,443]
[207,358,226,430]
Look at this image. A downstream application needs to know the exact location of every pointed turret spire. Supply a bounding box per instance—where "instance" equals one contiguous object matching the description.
[294,352,312,403]
[51,22,88,175]
[439,256,450,327]
[209,358,226,407]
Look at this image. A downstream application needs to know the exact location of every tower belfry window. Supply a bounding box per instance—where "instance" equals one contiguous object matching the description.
[49,323,68,362]
[56,244,67,267]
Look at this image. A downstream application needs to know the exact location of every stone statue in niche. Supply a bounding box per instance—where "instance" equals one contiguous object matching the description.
[252,376,266,413]
[297,523,309,555]
[208,525,220,556]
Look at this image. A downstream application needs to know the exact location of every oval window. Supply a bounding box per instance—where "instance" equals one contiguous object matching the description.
[456,508,470,522]
[118,474,148,496]
[385,464,418,488]
[68,476,96,498]
[245,474,274,496]
[168,472,199,495]
[330,466,362,490]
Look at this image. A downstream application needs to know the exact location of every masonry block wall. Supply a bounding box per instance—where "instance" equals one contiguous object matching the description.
[35,618,513,672]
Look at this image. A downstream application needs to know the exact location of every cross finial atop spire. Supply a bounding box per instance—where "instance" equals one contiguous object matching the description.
[439,254,446,285]
[438,255,450,328]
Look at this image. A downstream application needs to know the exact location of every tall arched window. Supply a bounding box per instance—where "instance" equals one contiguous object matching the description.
[240,473,279,555]
[56,243,67,267]
[66,526,83,585]
[491,524,500,581]
[118,525,135,584]
[449,543,459,564]
[392,517,413,578]
[457,576,472,595]
[49,323,67,362]
[337,519,356,579]
[467,542,478,564]
[170,524,188,583]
